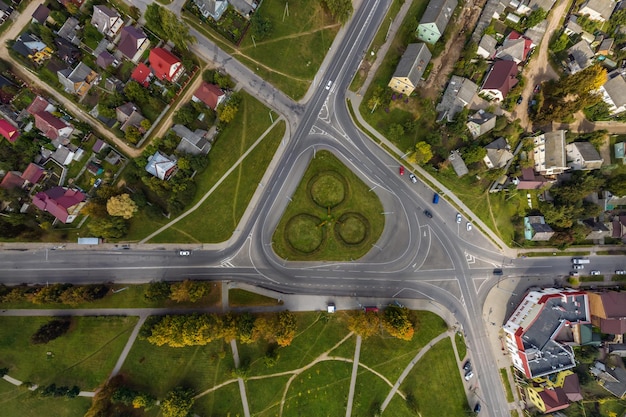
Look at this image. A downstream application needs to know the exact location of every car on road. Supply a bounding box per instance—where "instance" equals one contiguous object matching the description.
[616,270,626,275]
[466,222,472,231]
[474,403,481,413]
[432,193,439,204]
[573,264,584,270]
[179,250,191,256]
[364,306,379,312]
[399,166,404,175]
[463,360,471,372]
[409,173,417,183]
[456,213,462,224]
[464,370,474,381]
[325,80,332,90]
[493,268,503,276]
[590,270,601,275]
[517,96,523,104]
[423,210,433,218]
[570,271,580,277]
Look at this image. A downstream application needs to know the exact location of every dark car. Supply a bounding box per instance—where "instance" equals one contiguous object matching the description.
[463,360,471,372]
[474,403,481,413]
[516,96,523,105]
[493,268,503,276]
[423,210,433,218]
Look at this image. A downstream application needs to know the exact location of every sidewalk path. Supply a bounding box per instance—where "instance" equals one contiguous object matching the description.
[380,330,451,411]
[230,339,251,417]
[344,335,362,417]
[109,315,147,379]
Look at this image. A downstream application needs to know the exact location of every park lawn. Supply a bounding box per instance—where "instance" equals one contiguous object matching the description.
[455,332,467,360]
[501,368,514,403]
[400,338,468,417]
[229,289,281,307]
[124,209,169,242]
[0,381,92,417]
[351,368,397,417]
[0,282,222,310]
[193,381,244,416]
[148,120,285,243]
[246,374,293,417]
[235,54,311,100]
[328,332,356,359]
[282,360,352,417]
[0,316,137,390]
[383,393,414,416]
[359,310,447,382]
[272,150,385,261]
[120,338,234,398]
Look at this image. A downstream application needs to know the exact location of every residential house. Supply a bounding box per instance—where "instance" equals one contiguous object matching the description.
[91,5,124,38]
[477,34,497,59]
[503,288,590,379]
[417,0,458,44]
[131,62,152,87]
[31,4,49,24]
[57,62,99,97]
[526,371,582,413]
[21,163,45,185]
[0,172,25,190]
[50,145,75,166]
[115,102,146,132]
[149,48,184,82]
[230,0,256,16]
[480,60,519,102]
[449,150,468,177]
[96,51,117,69]
[54,37,81,64]
[58,0,84,8]
[173,124,212,155]
[611,214,626,240]
[567,40,595,73]
[57,17,81,45]
[590,362,626,398]
[564,15,583,36]
[600,71,626,114]
[435,75,478,122]
[579,0,616,21]
[495,31,534,64]
[27,96,55,116]
[513,0,557,14]
[0,0,12,25]
[92,138,107,153]
[483,137,513,169]
[192,82,226,110]
[0,118,19,142]
[466,109,496,138]
[33,112,73,141]
[193,0,228,20]
[532,130,568,176]
[12,32,53,65]
[32,186,86,223]
[524,215,555,240]
[566,141,603,170]
[388,43,432,95]
[588,292,626,336]
[615,141,626,163]
[515,167,550,189]
[86,161,103,175]
[582,218,610,241]
[145,151,177,180]
[118,26,149,62]
[597,37,614,55]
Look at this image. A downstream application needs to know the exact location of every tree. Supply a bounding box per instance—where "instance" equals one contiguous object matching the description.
[145,4,196,51]
[107,194,138,219]
[406,141,433,165]
[525,7,547,28]
[387,124,405,142]
[251,12,273,40]
[124,81,148,103]
[461,144,487,165]
[88,216,128,239]
[382,306,414,341]
[347,311,380,338]
[169,280,209,303]
[607,174,626,196]
[31,318,71,344]
[140,119,152,131]
[145,281,171,301]
[237,312,257,344]
[321,0,353,23]
[161,387,194,417]
[217,102,239,124]
[275,311,297,347]
[125,125,142,144]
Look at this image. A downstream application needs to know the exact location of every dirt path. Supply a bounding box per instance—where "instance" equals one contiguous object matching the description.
[422,2,485,99]
[239,24,342,49]
[231,51,311,81]
[512,0,568,130]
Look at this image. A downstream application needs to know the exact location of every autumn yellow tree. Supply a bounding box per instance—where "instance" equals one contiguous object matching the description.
[107,194,138,219]
[275,311,297,347]
[347,310,380,338]
[406,141,433,165]
[169,280,209,303]
[382,306,414,341]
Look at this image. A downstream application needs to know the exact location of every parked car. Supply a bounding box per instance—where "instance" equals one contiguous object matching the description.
[409,173,417,183]
[590,270,601,276]
[474,403,481,413]
[573,264,584,270]
[399,166,405,175]
[179,250,191,256]
[456,213,462,224]
[463,360,471,372]
[466,222,472,231]
[423,210,433,218]
[94,178,102,188]
[464,371,474,381]
[432,193,440,204]
[364,306,379,313]
[516,96,523,104]
[616,270,626,275]
[570,271,580,277]
[327,303,336,313]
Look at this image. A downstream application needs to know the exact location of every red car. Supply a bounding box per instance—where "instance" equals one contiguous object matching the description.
[399,166,405,175]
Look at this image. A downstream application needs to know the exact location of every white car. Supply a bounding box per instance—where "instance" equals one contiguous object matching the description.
[590,270,600,276]
[179,250,191,256]
[464,371,474,381]
[573,264,584,270]
[616,270,626,275]
[409,173,417,183]
[466,222,472,231]
[456,213,462,224]
[325,80,333,90]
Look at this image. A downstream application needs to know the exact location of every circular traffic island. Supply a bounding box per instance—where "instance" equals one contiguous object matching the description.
[285,214,324,254]
[335,212,369,246]
[309,171,347,209]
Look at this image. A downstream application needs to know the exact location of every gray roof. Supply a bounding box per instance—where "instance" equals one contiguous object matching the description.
[420,0,458,33]
[580,0,617,20]
[229,0,255,15]
[66,62,93,83]
[449,150,469,177]
[96,51,115,69]
[57,17,80,45]
[485,137,514,168]
[392,43,432,87]
[478,34,497,57]
[568,40,595,70]
[91,5,120,35]
[572,141,602,161]
[436,75,478,122]
[591,362,626,398]
[603,72,626,108]
[528,0,557,11]
[145,151,176,180]
[173,124,211,155]
[467,109,496,138]
[566,15,583,34]
[545,130,567,169]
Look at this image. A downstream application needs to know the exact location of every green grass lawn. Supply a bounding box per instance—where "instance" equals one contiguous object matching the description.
[0,381,92,417]
[359,310,447,382]
[229,289,282,307]
[0,316,138,390]
[148,120,285,243]
[400,338,468,417]
[193,381,244,416]
[501,368,514,403]
[272,150,385,261]
[120,338,235,398]
[246,374,293,416]
[352,369,398,417]
[455,332,467,360]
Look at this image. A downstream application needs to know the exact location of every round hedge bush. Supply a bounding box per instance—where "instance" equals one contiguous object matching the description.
[309,171,346,208]
[285,214,324,253]
[335,212,369,245]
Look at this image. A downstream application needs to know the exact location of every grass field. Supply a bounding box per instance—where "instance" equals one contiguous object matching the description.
[229,289,282,307]
[193,381,244,416]
[0,316,137,390]
[455,332,467,360]
[272,150,385,261]
[501,368,514,402]
[0,382,92,417]
[149,120,285,243]
[246,374,293,416]
[400,338,468,417]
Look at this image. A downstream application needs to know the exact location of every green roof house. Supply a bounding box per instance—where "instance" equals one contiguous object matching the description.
[417,0,457,44]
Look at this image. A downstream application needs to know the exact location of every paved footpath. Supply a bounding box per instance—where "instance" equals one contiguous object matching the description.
[344,335,362,417]
[230,339,251,417]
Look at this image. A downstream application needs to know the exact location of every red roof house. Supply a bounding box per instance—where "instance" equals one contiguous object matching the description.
[34,112,73,141]
[480,60,519,102]
[32,186,85,223]
[0,119,19,142]
[149,48,184,82]
[27,96,54,116]
[21,163,45,185]
[0,172,26,190]
[192,82,225,110]
[131,62,152,87]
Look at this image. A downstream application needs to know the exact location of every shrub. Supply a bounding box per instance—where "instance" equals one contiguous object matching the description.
[31,318,71,344]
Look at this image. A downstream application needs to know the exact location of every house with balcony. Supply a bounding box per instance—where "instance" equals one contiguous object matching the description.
[149,48,184,83]
[118,26,149,63]
[57,62,99,97]
[532,130,568,176]
[91,5,124,38]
